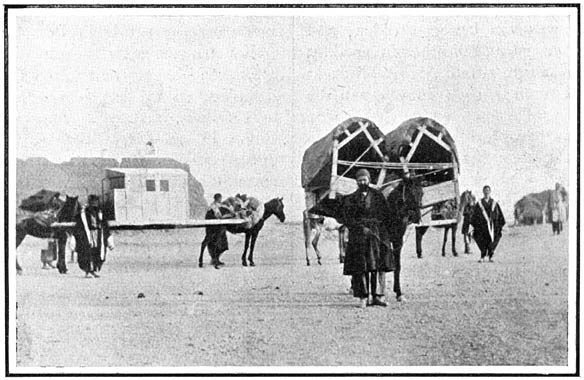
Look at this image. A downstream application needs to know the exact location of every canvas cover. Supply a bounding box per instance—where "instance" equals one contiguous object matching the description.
[301,117,389,192]
[383,117,459,188]
[302,116,460,220]
[385,117,459,168]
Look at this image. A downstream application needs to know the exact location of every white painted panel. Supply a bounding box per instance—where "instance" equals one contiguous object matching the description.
[421,181,458,207]
[107,168,190,224]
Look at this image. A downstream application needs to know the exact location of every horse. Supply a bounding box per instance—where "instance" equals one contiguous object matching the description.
[15,195,80,275]
[199,197,286,267]
[302,212,347,266]
[414,190,475,258]
[385,177,424,301]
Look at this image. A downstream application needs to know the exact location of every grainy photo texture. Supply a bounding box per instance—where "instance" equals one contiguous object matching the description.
[5,4,578,376]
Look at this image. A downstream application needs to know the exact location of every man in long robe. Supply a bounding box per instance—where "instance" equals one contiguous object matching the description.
[340,169,394,308]
[74,194,113,278]
[470,185,506,263]
[202,193,232,269]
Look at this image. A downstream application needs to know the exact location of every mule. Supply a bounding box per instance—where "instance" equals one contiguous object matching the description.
[199,197,286,267]
[302,212,347,266]
[460,191,476,254]
[303,178,423,301]
[385,177,424,301]
[415,190,475,258]
[15,195,80,275]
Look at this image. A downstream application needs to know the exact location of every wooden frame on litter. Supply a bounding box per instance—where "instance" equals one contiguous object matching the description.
[308,122,460,228]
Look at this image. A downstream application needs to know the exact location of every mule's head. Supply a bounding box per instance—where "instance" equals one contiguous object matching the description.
[57,195,80,222]
[267,197,286,223]
[386,178,423,225]
[460,190,476,215]
[402,179,423,224]
[49,193,64,210]
[461,190,476,207]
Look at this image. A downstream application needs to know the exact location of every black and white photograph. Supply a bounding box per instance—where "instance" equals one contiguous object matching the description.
[4,3,579,376]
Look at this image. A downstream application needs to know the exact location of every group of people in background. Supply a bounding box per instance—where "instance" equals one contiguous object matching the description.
[198,176,571,309]
[202,170,510,308]
[335,169,510,308]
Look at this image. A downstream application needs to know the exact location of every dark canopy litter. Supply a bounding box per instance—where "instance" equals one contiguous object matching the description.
[301,117,389,192]
[384,117,459,186]
[385,117,458,164]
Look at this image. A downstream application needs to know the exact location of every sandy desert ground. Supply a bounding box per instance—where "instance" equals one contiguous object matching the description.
[12,220,571,372]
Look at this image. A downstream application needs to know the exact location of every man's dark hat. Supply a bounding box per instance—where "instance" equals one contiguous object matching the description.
[355,168,371,180]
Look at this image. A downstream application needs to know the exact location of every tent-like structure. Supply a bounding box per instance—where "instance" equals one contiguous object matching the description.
[514,195,544,225]
[301,117,390,216]
[515,185,569,225]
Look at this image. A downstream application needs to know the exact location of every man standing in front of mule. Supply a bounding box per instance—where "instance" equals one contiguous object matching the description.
[340,169,394,308]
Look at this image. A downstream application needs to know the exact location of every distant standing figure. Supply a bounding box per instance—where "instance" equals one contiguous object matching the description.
[340,169,394,308]
[470,185,506,263]
[74,195,113,278]
[549,183,566,235]
[145,141,156,155]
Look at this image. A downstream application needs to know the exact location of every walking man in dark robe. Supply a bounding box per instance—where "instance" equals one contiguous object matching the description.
[470,185,506,263]
[340,169,394,308]
[200,193,233,269]
[74,194,113,278]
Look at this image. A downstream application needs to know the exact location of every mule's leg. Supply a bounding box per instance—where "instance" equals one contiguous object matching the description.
[242,234,251,266]
[15,224,26,275]
[16,258,23,275]
[441,227,448,256]
[199,234,209,268]
[451,223,458,256]
[415,226,427,258]
[303,217,312,266]
[16,225,26,248]
[392,242,403,301]
[312,229,322,265]
[248,232,259,267]
[56,234,68,274]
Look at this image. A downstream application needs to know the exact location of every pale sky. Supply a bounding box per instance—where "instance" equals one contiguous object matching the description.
[9,8,576,221]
